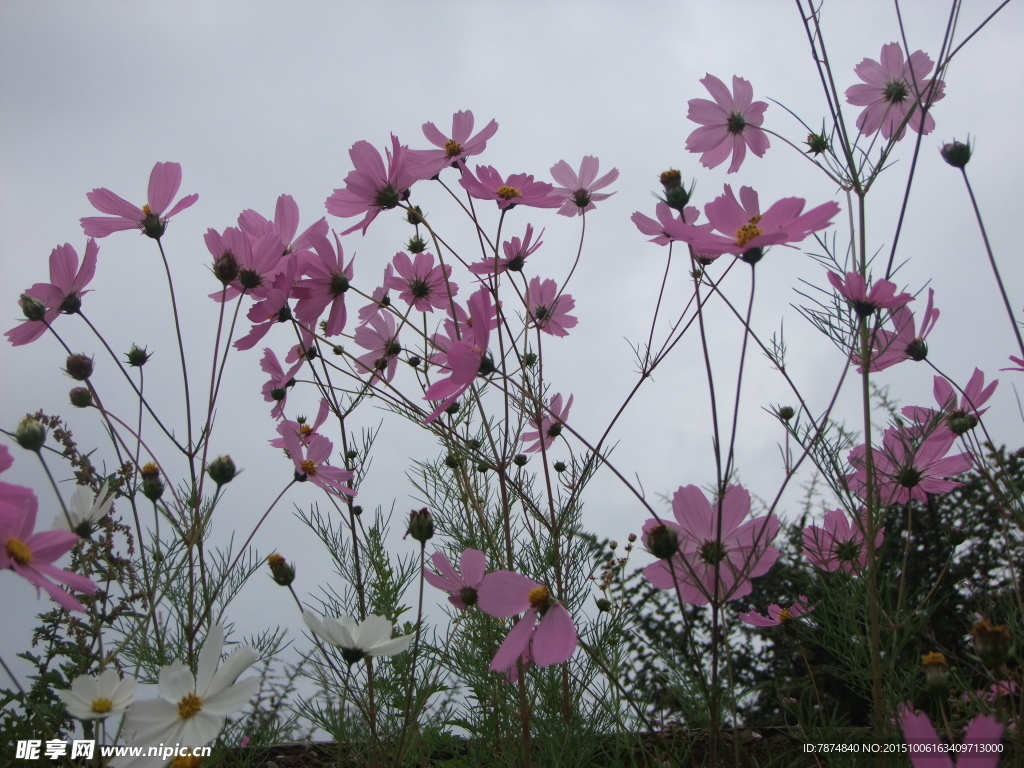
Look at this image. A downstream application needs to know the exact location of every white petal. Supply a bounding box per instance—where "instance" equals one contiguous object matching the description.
[158,661,196,701]
[368,632,414,657]
[194,625,225,696]
[356,615,394,650]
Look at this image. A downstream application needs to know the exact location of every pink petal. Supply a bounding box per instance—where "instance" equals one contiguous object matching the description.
[532,604,577,666]
[477,570,538,617]
[489,613,536,673]
[147,162,183,216]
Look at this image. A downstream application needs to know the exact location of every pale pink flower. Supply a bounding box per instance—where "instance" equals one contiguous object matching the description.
[738,596,814,627]
[631,202,700,247]
[845,43,946,141]
[469,224,544,276]
[459,166,561,210]
[803,508,881,573]
[238,193,328,262]
[234,258,299,351]
[278,424,355,497]
[208,228,290,303]
[858,288,939,372]
[846,426,973,506]
[326,135,418,236]
[407,110,499,179]
[386,251,458,313]
[292,232,355,337]
[827,271,913,317]
[423,548,487,610]
[898,710,1003,768]
[643,484,779,606]
[477,570,577,671]
[354,312,403,385]
[6,239,99,347]
[549,156,619,217]
[901,369,998,435]
[686,74,770,174]
[269,399,331,450]
[260,347,303,420]
[423,287,495,423]
[526,277,577,337]
[521,393,573,453]
[81,161,198,239]
[666,185,840,259]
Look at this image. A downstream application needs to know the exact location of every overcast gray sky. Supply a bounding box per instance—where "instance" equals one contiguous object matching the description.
[2,1,1023,659]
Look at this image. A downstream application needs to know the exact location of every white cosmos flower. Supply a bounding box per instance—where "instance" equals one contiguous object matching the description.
[119,625,258,751]
[52,481,115,534]
[57,667,137,720]
[303,612,413,666]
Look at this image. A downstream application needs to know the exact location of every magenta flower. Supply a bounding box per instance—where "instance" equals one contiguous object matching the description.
[385,252,458,313]
[459,166,561,211]
[631,202,700,247]
[549,156,619,217]
[238,193,328,260]
[234,258,298,351]
[1001,355,1024,373]
[526,277,577,338]
[521,393,573,453]
[857,288,939,372]
[845,43,946,141]
[269,399,331,450]
[326,135,418,236]
[643,484,779,606]
[354,312,403,385]
[846,427,973,506]
[260,347,303,420]
[0,449,98,612]
[292,232,355,337]
[827,271,913,317]
[208,228,290,303]
[6,239,98,347]
[469,224,544,276]
[666,185,840,259]
[686,74,770,174]
[277,424,354,497]
[738,596,813,627]
[423,548,487,610]
[898,710,1002,768]
[477,570,577,671]
[81,161,198,239]
[803,508,881,573]
[423,287,494,423]
[407,110,499,179]
[901,369,998,435]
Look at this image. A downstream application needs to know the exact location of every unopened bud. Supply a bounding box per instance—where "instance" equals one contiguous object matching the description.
[658,169,692,212]
[406,206,426,226]
[19,294,47,322]
[627,533,637,543]
[406,234,428,253]
[805,132,830,156]
[213,252,239,285]
[65,353,94,381]
[645,523,679,560]
[971,619,1012,668]
[406,355,421,368]
[522,352,537,368]
[947,413,978,435]
[553,461,567,473]
[140,462,164,502]
[267,553,295,586]
[475,462,489,473]
[125,345,152,367]
[407,507,434,544]
[595,598,613,613]
[14,417,46,452]
[778,406,796,421]
[206,455,237,486]
[444,453,462,469]
[940,139,972,169]
[906,339,928,361]
[69,387,93,408]
[921,651,950,694]
[946,526,967,546]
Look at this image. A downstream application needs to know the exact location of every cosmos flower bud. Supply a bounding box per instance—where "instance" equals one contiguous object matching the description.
[65,353,94,381]
[905,339,928,361]
[69,387,93,408]
[940,139,972,168]
[407,507,435,544]
[406,206,426,225]
[921,651,950,694]
[267,553,295,586]
[971,620,1012,668]
[778,406,795,421]
[513,454,528,467]
[522,352,538,368]
[125,345,152,367]
[659,168,692,212]
[475,462,489,473]
[19,294,47,322]
[15,416,46,452]
[444,453,462,469]
[553,461,567,473]
[140,462,164,502]
[595,598,613,613]
[406,355,421,368]
[805,131,830,155]
[406,234,428,253]
[946,526,967,546]
[213,252,239,285]
[345,450,358,461]
[947,413,978,435]
[645,523,679,560]
[627,533,637,543]
[206,455,237,486]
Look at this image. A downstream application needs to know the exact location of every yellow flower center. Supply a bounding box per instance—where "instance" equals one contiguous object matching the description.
[735,215,763,247]
[91,697,114,714]
[528,585,551,611]
[921,651,947,669]
[267,552,285,568]
[444,139,462,157]
[496,185,522,200]
[142,204,154,215]
[140,462,160,479]
[5,537,33,565]
[170,757,204,768]
[301,459,317,476]
[177,692,203,720]
[299,424,313,437]
[777,608,792,623]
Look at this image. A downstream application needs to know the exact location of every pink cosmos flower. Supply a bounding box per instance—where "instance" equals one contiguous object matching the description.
[643,485,779,606]
[521,393,573,453]
[666,185,840,259]
[845,43,946,141]
[477,570,577,671]
[407,110,499,179]
[423,287,494,423]
[459,166,561,211]
[631,202,700,247]
[0,447,98,612]
[277,424,355,497]
[385,252,458,313]
[827,271,913,317]
[803,508,882,573]
[686,74,770,174]
[208,228,290,303]
[269,399,331,450]
[738,596,814,627]
[974,680,1018,704]
[469,224,544,276]
[357,266,395,325]
[1001,355,1024,373]
[901,369,998,435]
[423,548,488,610]
[292,232,355,337]
[857,288,939,372]
[326,135,418,236]
[81,161,198,239]
[549,156,619,217]
[526,277,577,337]
[6,239,98,347]
[234,258,298,351]
[354,312,403,385]
[846,427,973,506]
[260,347,303,420]
[238,194,328,263]
[898,710,1002,768]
